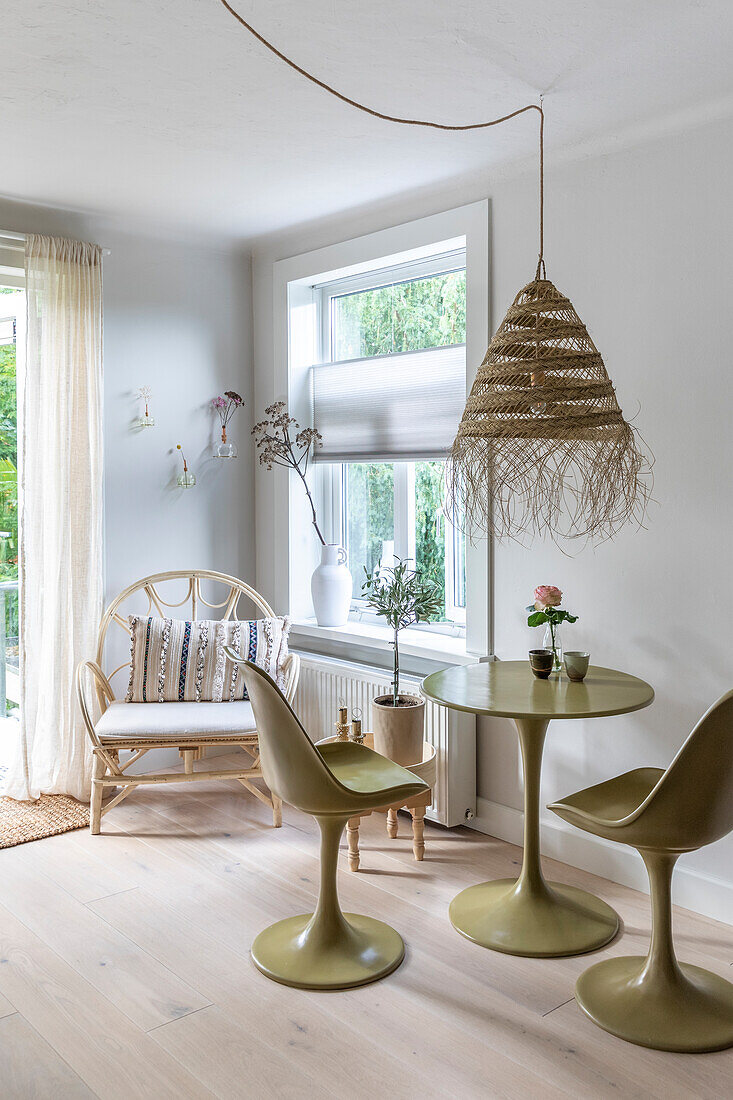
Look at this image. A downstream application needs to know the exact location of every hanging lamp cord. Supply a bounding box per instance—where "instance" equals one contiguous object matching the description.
[217,1,546,274]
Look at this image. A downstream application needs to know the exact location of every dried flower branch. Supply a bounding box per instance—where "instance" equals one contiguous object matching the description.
[252,401,324,544]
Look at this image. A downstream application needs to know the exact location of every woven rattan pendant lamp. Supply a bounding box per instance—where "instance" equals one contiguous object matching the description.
[447,110,652,541]
[220,2,652,541]
[451,278,652,540]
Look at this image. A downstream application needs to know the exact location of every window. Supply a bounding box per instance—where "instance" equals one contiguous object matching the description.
[276,201,489,655]
[316,253,467,628]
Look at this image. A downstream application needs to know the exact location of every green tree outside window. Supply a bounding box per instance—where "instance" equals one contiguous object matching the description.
[332,270,466,360]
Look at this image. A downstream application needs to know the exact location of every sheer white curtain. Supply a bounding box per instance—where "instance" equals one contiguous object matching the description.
[2,235,104,801]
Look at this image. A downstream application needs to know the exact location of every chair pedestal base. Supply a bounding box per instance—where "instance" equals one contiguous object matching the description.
[576,955,733,1052]
[449,878,619,958]
[251,912,405,990]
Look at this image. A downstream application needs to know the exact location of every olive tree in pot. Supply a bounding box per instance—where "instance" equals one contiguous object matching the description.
[362,559,443,766]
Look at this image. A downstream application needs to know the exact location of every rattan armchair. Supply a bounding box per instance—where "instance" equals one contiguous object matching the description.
[77,569,299,834]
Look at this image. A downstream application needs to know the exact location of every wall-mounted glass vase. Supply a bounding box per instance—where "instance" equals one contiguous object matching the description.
[211,392,243,458]
[136,386,155,427]
[177,470,196,489]
[213,427,237,459]
[176,445,195,488]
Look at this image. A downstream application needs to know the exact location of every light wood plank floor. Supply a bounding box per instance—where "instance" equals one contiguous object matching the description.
[0,749,731,1099]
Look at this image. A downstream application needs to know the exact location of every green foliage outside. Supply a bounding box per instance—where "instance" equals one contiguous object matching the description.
[414,461,446,619]
[0,288,20,661]
[345,460,449,621]
[332,270,466,360]
[345,462,394,593]
[0,315,18,578]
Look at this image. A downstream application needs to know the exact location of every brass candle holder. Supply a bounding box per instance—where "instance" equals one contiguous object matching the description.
[350,709,364,745]
[335,703,349,741]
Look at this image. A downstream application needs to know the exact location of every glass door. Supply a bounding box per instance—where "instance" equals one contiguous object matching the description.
[0,288,22,723]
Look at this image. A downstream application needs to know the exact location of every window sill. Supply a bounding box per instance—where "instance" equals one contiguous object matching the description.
[290,617,482,669]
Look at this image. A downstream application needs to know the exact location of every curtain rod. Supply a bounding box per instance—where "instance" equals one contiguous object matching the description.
[0,230,111,256]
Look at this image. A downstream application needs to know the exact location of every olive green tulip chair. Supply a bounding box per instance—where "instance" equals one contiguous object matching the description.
[226,654,429,990]
[548,689,733,1052]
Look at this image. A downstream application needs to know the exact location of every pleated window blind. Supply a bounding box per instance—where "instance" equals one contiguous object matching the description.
[311,343,466,463]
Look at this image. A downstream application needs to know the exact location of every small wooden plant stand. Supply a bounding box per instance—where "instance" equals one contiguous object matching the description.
[321,732,437,871]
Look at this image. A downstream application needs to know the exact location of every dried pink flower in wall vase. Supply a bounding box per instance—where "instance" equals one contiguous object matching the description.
[212,390,243,459]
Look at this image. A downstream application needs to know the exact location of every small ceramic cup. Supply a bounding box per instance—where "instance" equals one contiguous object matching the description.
[564,651,590,682]
[529,649,554,679]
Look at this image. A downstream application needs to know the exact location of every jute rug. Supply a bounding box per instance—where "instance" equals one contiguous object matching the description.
[0,793,90,848]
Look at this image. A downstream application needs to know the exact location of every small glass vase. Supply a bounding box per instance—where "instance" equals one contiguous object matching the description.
[214,426,237,459]
[543,623,562,673]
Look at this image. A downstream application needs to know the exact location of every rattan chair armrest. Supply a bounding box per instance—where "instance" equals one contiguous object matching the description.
[76,660,116,748]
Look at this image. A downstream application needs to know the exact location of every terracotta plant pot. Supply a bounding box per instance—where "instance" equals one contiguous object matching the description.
[371,694,425,766]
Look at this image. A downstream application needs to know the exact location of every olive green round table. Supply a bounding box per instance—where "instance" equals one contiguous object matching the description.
[421,662,654,958]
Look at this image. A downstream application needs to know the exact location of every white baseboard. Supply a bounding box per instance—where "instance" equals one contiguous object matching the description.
[471,797,733,926]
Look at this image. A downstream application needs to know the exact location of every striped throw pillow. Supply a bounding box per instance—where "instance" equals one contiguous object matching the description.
[125,616,291,703]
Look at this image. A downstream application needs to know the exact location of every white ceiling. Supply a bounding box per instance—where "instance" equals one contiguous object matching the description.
[3,1,733,243]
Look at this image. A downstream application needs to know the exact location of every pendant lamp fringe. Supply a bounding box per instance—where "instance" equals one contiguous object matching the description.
[447,274,653,541]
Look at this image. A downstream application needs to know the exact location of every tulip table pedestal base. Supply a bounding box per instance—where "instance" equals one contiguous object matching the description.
[450,713,619,957]
[421,664,654,960]
[450,877,618,958]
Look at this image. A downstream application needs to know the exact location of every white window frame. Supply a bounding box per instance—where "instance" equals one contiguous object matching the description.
[266,201,491,660]
[315,250,468,633]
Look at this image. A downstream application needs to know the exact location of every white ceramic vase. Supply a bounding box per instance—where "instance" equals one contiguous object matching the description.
[311,544,352,627]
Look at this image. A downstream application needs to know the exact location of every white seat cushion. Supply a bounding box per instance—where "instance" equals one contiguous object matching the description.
[95,700,257,741]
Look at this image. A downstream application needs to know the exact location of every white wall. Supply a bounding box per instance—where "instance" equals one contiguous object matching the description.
[252,113,733,922]
[101,234,253,598]
[485,115,733,922]
[0,198,255,604]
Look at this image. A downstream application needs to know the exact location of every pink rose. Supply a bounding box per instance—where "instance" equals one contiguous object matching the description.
[534,585,562,610]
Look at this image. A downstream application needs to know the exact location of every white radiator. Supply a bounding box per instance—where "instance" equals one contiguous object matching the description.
[294,652,476,827]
